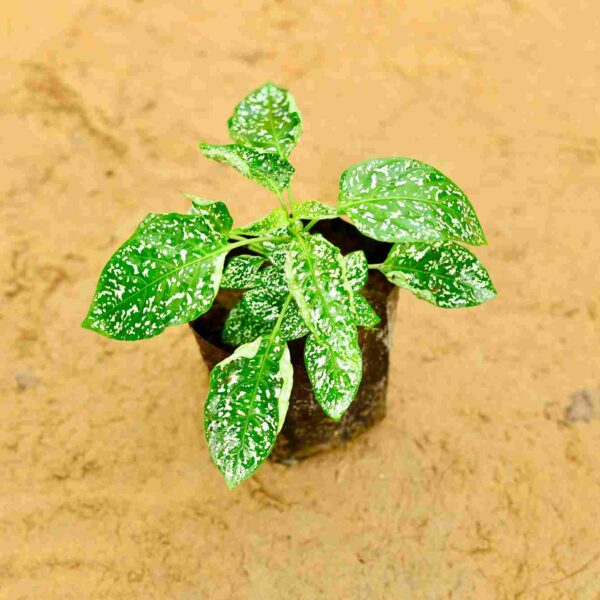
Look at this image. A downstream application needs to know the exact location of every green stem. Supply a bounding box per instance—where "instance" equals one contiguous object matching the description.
[228,235,287,251]
[243,244,268,257]
[229,233,269,256]
[276,191,292,217]
[368,263,383,270]
[273,294,292,333]
[304,219,318,232]
[286,187,296,220]
[230,233,250,242]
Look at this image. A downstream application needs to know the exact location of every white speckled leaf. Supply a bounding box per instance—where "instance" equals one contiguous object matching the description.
[303,334,362,421]
[223,287,280,346]
[234,208,288,236]
[344,250,369,291]
[256,263,288,295]
[276,349,293,434]
[253,231,291,268]
[185,194,233,234]
[380,241,497,308]
[352,293,381,329]
[339,158,487,245]
[222,265,308,346]
[222,293,308,346]
[220,255,265,289]
[222,295,271,346]
[278,303,309,341]
[204,333,292,488]
[293,200,338,220]
[284,232,362,420]
[228,82,302,158]
[200,142,294,192]
[82,213,229,341]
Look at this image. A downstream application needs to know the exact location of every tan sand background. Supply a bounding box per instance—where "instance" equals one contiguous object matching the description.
[1,1,599,598]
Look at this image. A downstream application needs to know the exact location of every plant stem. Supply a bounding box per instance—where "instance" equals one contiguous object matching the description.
[286,187,296,220]
[228,235,288,252]
[273,294,292,333]
[304,219,318,232]
[276,190,291,217]
[368,263,383,270]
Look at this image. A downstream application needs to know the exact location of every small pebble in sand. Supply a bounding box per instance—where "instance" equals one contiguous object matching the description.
[15,369,39,390]
[565,388,600,423]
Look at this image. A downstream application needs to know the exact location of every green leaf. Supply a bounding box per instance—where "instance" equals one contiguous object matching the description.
[344,250,368,291]
[223,292,308,346]
[284,232,362,420]
[223,287,280,346]
[82,213,230,341]
[228,81,302,158]
[185,194,233,234]
[221,255,265,289]
[293,200,338,220]
[204,332,293,488]
[352,293,380,329]
[222,296,270,346]
[379,241,496,308]
[222,265,308,346]
[200,142,294,192]
[252,231,291,268]
[338,158,487,245]
[234,208,288,236]
[303,334,362,421]
[342,251,377,327]
[279,303,309,341]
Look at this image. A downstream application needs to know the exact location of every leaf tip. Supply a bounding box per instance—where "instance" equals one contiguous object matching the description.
[225,476,242,490]
[80,316,114,339]
[476,230,489,246]
[326,410,345,423]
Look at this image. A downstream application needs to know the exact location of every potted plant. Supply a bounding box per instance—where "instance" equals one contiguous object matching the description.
[83,82,496,488]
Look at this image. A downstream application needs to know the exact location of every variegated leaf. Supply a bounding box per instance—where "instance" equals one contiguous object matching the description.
[344,250,368,291]
[199,142,294,192]
[255,263,288,295]
[338,158,487,245]
[252,231,291,268]
[284,232,362,420]
[220,255,265,289]
[343,250,378,327]
[228,81,303,158]
[303,334,363,421]
[279,303,310,341]
[222,295,270,347]
[293,200,338,220]
[82,213,229,341]
[185,194,233,234]
[234,207,288,236]
[223,287,280,346]
[379,241,496,308]
[223,293,308,346]
[204,333,293,488]
[353,294,380,329]
[222,264,308,346]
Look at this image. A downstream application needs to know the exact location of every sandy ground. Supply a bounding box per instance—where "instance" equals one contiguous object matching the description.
[1,1,599,598]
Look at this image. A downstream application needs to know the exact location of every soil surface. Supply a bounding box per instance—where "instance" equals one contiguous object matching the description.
[1,2,599,599]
